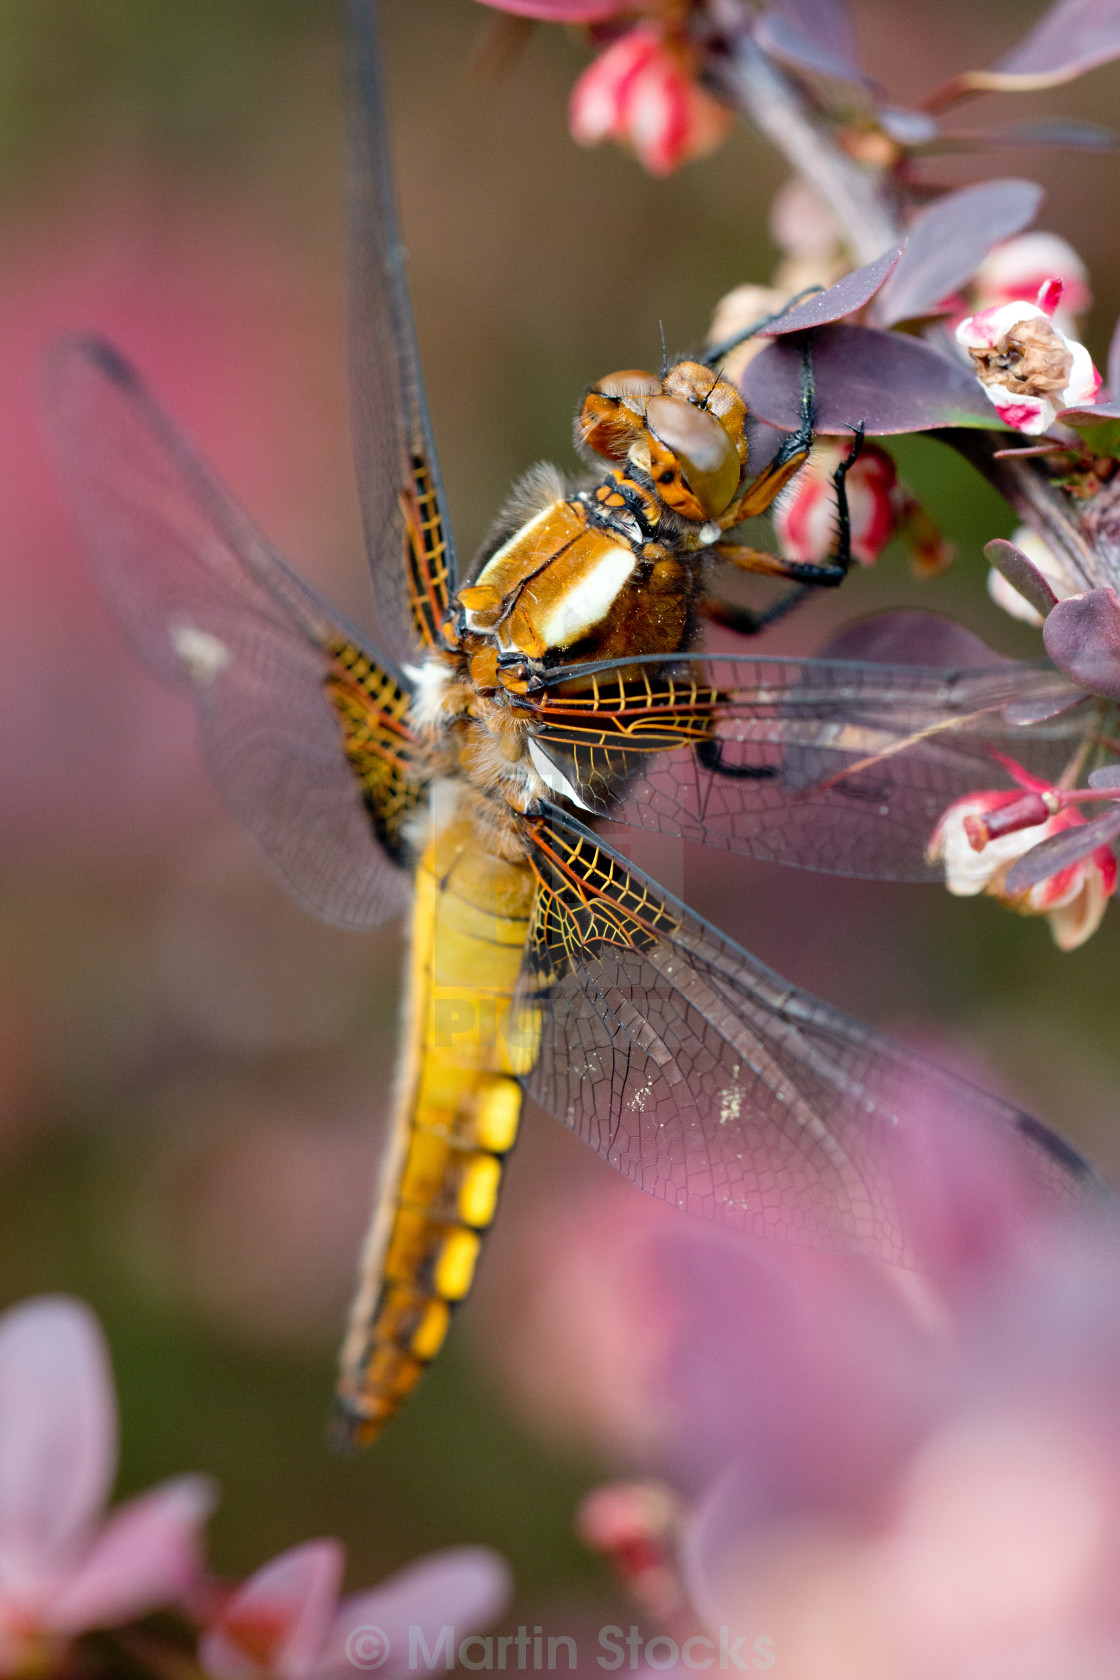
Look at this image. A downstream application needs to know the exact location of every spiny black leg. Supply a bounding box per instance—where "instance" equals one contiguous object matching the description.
[773,335,817,471]
[702,285,825,367]
[703,584,811,636]
[770,422,866,588]
[831,421,865,579]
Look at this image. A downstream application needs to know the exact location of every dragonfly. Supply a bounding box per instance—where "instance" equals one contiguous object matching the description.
[50,0,1105,1448]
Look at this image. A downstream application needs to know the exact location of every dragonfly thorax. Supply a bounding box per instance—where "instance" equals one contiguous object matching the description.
[455,490,691,669]
[450,360,750,671]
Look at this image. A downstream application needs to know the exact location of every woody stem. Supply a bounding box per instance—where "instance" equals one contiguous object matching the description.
[710,29,897,265]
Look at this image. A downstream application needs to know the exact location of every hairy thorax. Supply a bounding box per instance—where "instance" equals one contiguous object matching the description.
[408,359,757,839]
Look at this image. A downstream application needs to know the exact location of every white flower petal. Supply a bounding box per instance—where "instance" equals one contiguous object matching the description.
[956,300,1047,350]
[1061,340,1101,410]
[987,567,1045,626]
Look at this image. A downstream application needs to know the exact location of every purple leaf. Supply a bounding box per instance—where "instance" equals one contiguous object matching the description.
[1004,802,1120,894]
[924,0,1120,106]
[984,538,1059,619]
[1060,400,1120,422]
[771,0,860,64]
[1089,765,1120,788]
[742,324,1000,435]
[754,13,873,90]
[989,0,1120,88]
[873,180,1043,327]
[817,609,1006,667]
[757,245,904,336]
[1043,587,1120,699]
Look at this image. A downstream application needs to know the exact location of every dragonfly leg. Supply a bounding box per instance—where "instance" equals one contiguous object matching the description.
[721,336,817,524]
[700,584,811,636]
[696,737,778,778]
[714,421,866,589]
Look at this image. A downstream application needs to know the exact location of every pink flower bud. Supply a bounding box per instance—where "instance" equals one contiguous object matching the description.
[775,441,896,566]
[928,771,1116,950]
[955,296,1101,435]
[569,27,660,149]
[774,441,952,574]
[569,24,732,176]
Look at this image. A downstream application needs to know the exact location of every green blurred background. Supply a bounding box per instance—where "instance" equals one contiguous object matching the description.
[0,0,1119,1617]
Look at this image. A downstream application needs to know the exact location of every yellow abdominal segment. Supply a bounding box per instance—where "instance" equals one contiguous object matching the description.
[334,817,539,1446]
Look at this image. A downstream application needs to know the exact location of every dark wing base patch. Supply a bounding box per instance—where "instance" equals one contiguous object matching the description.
[326,639,426,860]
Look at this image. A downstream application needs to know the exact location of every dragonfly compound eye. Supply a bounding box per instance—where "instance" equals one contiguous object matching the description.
[644,394,741,520]
[578,369,662,461]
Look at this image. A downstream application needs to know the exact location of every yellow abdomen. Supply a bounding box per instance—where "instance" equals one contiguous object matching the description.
[334,814,538,1446]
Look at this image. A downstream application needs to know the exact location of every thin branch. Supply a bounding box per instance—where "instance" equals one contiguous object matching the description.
[713,33,899,265]
[940,430,1100,590]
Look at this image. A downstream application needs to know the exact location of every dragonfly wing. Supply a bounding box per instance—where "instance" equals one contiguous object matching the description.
[49,337,419,931]
[347,0,456,659]
[519,808,1100,1264]
[527,652,1090,881]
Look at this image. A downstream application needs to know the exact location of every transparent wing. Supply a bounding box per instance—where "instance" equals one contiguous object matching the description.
[519,809,1100,1265]
[49,336,422,931]
[347,0,456,660]
[524,651,1091,881]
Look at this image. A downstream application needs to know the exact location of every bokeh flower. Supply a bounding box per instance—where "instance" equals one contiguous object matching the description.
[475,0,625,17]
[202,1538,511,1680]
[926,763,1116,950]
[956,287,1101,435]
[773,441,953,575]
[0,1296,214,1675]
[482,1070,1120,1676]
[568,22,733,176]
[487,1099,1120,1678]
[683,1222,1120,1680]
[971,232,1091,338]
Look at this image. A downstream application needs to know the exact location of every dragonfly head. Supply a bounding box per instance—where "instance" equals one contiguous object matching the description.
[577,360,748,523]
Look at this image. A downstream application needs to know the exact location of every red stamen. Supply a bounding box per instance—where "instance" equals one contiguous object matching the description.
[969,792,1054,849]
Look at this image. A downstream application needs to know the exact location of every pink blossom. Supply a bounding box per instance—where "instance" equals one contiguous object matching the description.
[487,1092,1120,1674]
[682,1223,1120,1680]
[502,1134,1120,1675]
[955,289,1101,435]
[0,1296,214,1674]
[568,23,733,176]
[475,0,627,19]
[201,1538,511,1680]
[773,442,953,574]
[926,762,1116,950]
